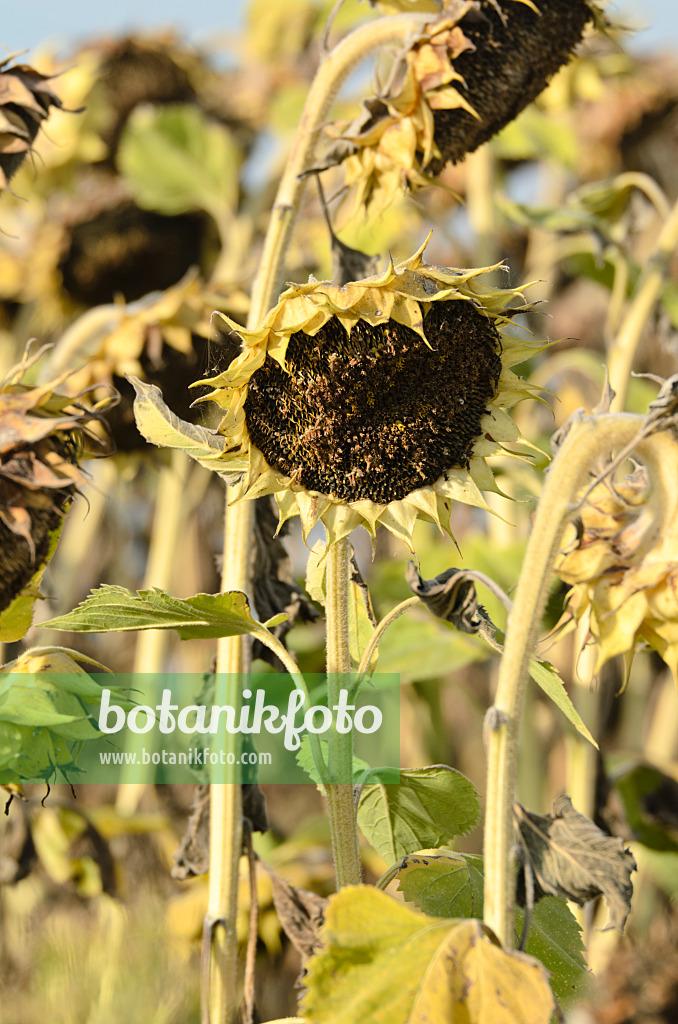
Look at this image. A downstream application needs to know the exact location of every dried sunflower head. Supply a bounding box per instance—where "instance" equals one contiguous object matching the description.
[198,239,541,548]
[555,430,678,686]
[0,55,64,194]
[323,0,600,225]
[0,346,112,622]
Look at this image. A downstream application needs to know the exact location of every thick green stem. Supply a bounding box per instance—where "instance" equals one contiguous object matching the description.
[483,412,645,949]
[608,196,678,411]
[325,536,362,888]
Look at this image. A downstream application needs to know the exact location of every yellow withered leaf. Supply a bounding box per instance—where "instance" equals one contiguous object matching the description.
[302,885,555,1024]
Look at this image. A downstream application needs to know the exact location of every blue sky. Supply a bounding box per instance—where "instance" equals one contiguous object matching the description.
[1,1,677,57]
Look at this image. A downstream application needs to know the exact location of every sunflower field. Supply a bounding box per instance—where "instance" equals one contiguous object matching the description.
[2,2,678,1022]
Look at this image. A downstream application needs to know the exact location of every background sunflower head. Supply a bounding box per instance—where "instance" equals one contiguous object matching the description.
[0,55,64,195]
[0,346,112,620]
[555,430,678,686]
[200,240,541,548]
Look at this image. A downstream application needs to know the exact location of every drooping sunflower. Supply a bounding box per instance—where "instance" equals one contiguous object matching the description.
[198,239,541,548]
[321,0,603,225]
[0,55,64,195]
[555,429,678,686]
[0,346,113,634]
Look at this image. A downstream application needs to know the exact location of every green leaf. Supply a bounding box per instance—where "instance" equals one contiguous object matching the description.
[0,721,82,785]
[396,849,486,918]
[128,376,245,481]
[528,659,597,747]
[524,896,589,1006]
[302,886,555,1024]
[375,612,487,682]
[296,736,369,786]
[117,103,241,218]
[498,176,638,241]
[44,586,271,642]
[0,657,127,784]
[395,851,588,1005]
[0,679,99,740]
[357,765,480,864]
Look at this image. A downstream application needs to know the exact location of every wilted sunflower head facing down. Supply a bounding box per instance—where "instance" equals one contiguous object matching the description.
[555,430,678,687]
[200,240,540,548]
[322,0,601,225]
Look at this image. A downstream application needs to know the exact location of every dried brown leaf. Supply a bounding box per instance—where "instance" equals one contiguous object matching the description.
[515,795,636,930]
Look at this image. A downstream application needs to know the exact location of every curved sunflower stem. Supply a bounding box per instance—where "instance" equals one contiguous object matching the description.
[356,596,421,682]
[483,411,645,949]
[248,12,430,321]
[608,195,678,411]
[325,535,362,888]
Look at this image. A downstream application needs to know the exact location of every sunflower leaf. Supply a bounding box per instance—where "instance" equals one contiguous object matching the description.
[296,736,372,787]
[357,765,480,864]
[0,651,125,785]
[117,103,241,218]
[0,515,64,642]
[129,375,245,482]
[514,796,636,930]
[43,586,271,642]
[394,850,588,1005]
[269,869,328,962]
[528,659,597,748]
[301,886,555,1024]
[396,849,486,919]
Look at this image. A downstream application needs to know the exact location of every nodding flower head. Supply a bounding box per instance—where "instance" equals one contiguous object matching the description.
[556,429,678,687]
[198,238,542,549]
[323,0,600,225]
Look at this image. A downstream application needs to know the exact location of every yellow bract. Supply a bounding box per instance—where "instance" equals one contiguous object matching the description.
[324,10,476,226]
[45,270,212,389]
[556,431,678,685]
[322,0,598,227]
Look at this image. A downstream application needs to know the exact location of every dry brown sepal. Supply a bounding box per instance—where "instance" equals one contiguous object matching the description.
[555,429,678,687]
[0,345,113,613]
[321,0,599,226]
[0,55,65,193]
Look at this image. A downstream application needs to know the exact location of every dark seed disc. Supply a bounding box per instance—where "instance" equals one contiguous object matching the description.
[244,300,502,504]
[429,0,593,172]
